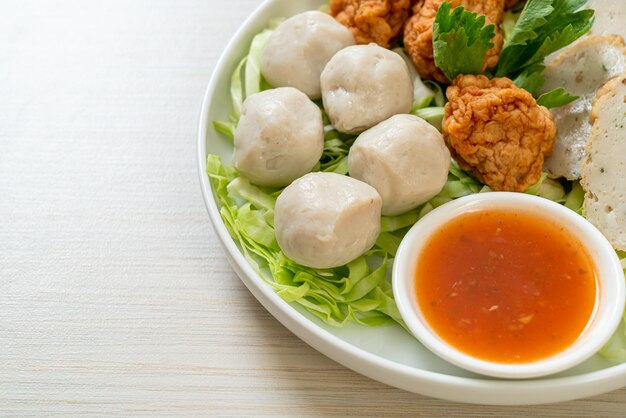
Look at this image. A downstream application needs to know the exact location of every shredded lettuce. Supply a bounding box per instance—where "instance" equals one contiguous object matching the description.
[208,154,405,327]
[229,54,247,121]
[393,47,438,108]
[214,25,279,137]
[318,111,356,175]
[213,120,236,140]
[412,106,445,131]
[244,30,272,98]
[525,172,566,202]
[318,0,330,13]
[424,80,446,107]
[564,181,585,214]
[600,252,626,363]
[395,48,447,131]
[600,315,626,363]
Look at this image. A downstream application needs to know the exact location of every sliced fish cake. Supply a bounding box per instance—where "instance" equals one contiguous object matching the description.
[586,0,626,41]
[580,73,626,251]
[541,35,626,180]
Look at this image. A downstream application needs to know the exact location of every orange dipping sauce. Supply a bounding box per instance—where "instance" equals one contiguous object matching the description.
[415,209,597,364]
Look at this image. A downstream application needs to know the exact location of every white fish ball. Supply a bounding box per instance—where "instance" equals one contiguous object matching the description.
[233,87,324,187]
[348,114,450,216]
[274,172,382,269]
[261,11,355,99]
[321,44,413,134]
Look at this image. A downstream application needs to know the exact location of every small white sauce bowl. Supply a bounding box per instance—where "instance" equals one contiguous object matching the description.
[392,192,625,379]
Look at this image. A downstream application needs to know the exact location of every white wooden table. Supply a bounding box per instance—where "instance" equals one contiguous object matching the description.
[1,0,624,415]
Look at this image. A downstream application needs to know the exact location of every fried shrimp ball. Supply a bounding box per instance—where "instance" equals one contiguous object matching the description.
[442,75,557,192]
[404,0,505,83]
[329,0,413,48]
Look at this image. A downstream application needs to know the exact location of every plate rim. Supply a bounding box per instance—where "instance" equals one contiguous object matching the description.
[196,0,626,405]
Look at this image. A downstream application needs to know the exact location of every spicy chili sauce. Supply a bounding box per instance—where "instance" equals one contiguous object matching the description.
[415,209,597,363]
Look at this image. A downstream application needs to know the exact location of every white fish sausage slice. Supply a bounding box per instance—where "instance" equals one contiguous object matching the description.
[541,35,626,180]
[586,0,626,41]
[580,73,626,251]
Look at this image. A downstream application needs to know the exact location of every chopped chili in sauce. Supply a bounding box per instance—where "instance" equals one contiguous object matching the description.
[415,209,597,364]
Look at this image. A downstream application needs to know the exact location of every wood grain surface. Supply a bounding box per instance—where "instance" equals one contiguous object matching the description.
[1,0,624,416]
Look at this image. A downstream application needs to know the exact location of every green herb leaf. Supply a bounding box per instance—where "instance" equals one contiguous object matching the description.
[496,0,594,78]
[512,64,546,96]
[503,0,554,50]
[432,2,496,80]
[536,87,578,108]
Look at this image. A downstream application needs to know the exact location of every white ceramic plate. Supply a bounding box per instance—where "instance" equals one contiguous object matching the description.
[197,0,626,404]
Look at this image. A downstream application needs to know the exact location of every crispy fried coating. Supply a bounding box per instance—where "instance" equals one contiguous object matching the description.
[329,0,413,48]
[442,75,557,192]
[505,0,520,9]
[404,0,505,83]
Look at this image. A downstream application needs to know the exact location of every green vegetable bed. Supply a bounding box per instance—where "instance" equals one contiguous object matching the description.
[206,0,626,363]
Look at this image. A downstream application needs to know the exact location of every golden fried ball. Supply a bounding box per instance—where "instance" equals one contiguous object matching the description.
[329,0,413,48]
[505,0,521,9]
[442,75,557,192]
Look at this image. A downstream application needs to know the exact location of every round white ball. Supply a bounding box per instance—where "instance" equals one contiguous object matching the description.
[261,11,355,100]
[233,87,324,187]
[321,44,413,134]
[274,172,382,269]
[348,114,451,216]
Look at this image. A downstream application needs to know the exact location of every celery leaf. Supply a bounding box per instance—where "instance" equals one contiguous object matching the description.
[536,87,578,108]
[432,2,496,81]
[496,0,594,77]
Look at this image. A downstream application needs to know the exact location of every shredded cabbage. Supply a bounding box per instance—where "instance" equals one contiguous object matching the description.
[206,19,626,363]
[394,46,446,129]
[600,251,626,363]
[207,154,404,327]
[412,107,445,131]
